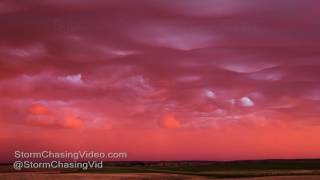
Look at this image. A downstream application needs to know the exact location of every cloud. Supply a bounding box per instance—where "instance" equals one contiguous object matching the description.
[63,116,84,129]
[59,74,83,85]
[0,0,319,130]
[1,0,320,161]
[239,97,255,107]
[205,89,216,99]
[0,44,47,59]
[160,113,181,129]
[29,104,49,115]
[129,23,218,50]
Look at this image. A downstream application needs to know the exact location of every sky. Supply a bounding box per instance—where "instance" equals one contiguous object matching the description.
[1,0,320,162]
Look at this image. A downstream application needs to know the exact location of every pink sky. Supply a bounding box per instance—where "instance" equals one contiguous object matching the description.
[1,0,320,162]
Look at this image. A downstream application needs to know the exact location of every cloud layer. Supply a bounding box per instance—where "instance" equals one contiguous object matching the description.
[1,0,320,162]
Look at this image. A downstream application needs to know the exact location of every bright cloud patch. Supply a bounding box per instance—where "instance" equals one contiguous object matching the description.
[205,89,216,99]
[240,97,255,107]
[59,74,83,84]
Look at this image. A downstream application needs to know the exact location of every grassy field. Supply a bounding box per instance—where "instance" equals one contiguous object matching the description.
[70,159,319,178]
[1,159,320,179]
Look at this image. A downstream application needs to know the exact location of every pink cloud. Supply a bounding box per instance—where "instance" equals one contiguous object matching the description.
[0,0,320,162]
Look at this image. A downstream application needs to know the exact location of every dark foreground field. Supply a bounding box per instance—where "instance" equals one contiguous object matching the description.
[1,159,320,179]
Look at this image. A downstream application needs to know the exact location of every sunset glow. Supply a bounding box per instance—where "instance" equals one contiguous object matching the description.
[1,0,320,163]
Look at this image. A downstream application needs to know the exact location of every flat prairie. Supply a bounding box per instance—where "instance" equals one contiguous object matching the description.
[0,173,320,180]
[1,160,320,179]
[0,172,206,180]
